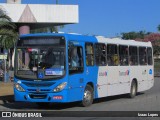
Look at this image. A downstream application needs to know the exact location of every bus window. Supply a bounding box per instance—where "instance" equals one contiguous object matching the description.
[85,43,94,66]
[119,45,129,66]
[95,43,106,66]
[17,49,30,70]
[107,44,119,66]
[139,47,147,65]
[68,46,84,74]
[0,48,3,54]
[129,46,138,65]
[147,47,153,65]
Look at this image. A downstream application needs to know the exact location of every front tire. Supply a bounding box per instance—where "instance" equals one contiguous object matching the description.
[81,85,94,107]
[129,81,137,98]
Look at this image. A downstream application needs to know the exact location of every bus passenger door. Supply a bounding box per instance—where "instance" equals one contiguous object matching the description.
[85,43,98,98]
[68,45,85,102]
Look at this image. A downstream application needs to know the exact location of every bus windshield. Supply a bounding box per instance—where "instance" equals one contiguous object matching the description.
[15,36,66,80]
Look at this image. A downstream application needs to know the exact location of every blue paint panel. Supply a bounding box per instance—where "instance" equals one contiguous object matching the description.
[22,0,54,4]
[0,0,6,3]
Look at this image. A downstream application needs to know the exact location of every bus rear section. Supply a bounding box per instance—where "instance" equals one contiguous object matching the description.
[96,36,154,99]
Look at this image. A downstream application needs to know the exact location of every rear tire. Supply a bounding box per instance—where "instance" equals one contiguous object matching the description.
[81,85,94,107]
[128,81,137,98]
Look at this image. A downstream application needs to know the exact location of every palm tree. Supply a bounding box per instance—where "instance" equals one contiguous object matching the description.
[0,8,18,49]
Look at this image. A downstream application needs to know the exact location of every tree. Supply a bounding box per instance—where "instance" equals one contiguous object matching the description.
[121,31,160,56]
[0,8,18,49]
[158,25,160,32]
[143,33,160,57]
[121,31,150,40]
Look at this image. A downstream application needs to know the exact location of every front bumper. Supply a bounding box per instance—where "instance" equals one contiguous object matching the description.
[14,88,69,103]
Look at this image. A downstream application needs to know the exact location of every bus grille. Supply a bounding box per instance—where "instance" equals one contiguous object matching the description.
[29,94,47,99]
[27,89,51,92]
[22,82,55,87]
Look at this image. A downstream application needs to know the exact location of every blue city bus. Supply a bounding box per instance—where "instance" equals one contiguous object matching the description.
[14,33,154,107]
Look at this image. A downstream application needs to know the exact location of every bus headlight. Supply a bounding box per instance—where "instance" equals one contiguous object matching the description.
[14,83,25,92]
[53,82,67,92]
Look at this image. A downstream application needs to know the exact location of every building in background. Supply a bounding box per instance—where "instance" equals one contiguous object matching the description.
[0,0,55,4]
[0,0,79,34]
[0,0,79,77]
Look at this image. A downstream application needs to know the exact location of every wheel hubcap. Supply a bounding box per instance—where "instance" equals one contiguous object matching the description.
[84,90,92,103]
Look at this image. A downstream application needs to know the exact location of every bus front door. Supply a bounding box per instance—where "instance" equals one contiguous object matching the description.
[68,45,85,102]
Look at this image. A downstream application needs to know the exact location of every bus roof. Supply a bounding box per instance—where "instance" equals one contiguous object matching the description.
[20,33,152,47]
[96,36,152,47]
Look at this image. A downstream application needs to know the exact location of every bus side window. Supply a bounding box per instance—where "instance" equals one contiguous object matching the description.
[119,45,129,66]
[107,44,119,66]
[95,43,107,66]
[129,46,138,65]
[68,46,84,74]
[139,47,147,65]
[147,47,153,65]
[85,43,94,66]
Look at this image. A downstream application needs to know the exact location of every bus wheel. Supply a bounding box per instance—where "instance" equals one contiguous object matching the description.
[129,81,137,98]
[81,85,94,107]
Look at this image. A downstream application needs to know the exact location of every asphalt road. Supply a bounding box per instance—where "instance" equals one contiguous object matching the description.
[0,77,160,119]
[0,77,160,111]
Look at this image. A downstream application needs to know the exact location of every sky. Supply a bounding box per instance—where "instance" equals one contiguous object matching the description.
[1,0,159,37]
[58,0,160,37]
